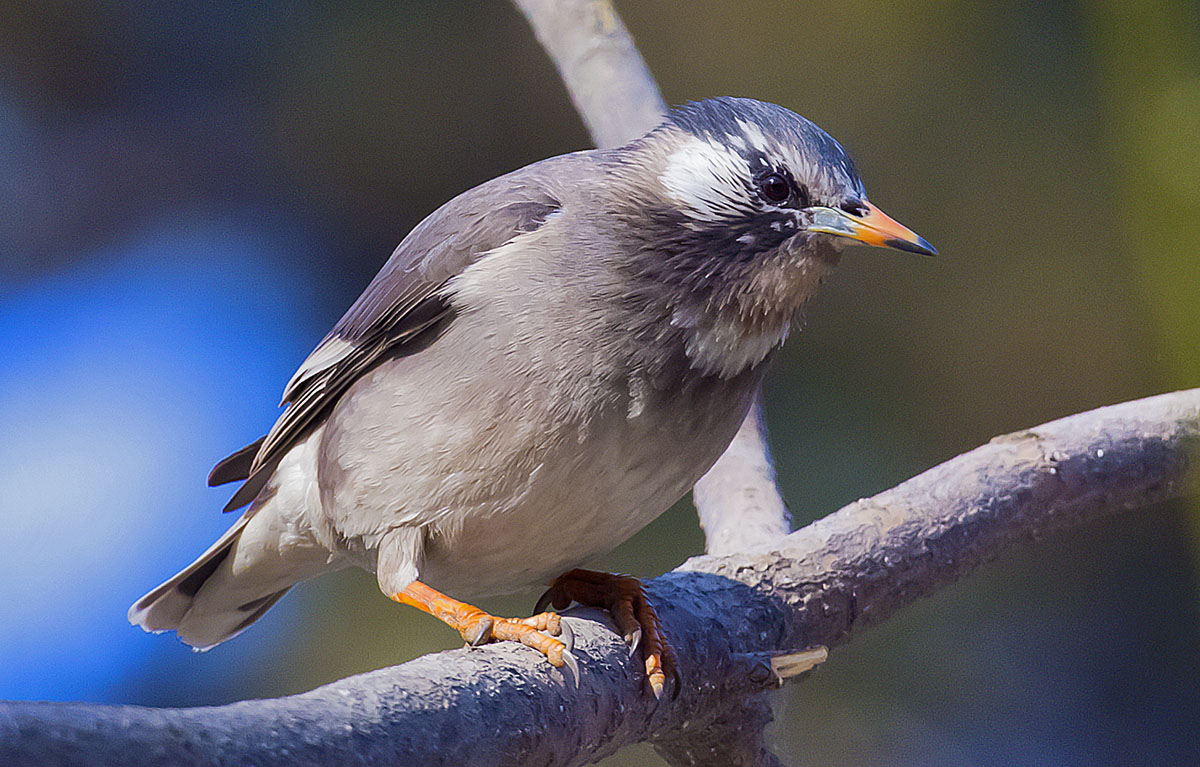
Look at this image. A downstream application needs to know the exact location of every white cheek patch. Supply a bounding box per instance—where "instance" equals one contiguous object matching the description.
[660,137,754,223]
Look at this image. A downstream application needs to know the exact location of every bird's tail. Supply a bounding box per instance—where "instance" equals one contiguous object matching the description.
[128,506,327,650]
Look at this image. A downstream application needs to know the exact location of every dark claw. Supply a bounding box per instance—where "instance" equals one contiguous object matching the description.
[669,664,682,700]
[625,627,641,657]
[560,649,580,688]
[558,619,575,653]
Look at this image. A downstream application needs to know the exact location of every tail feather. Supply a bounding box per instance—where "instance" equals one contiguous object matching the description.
[220,586,292,639]
[133,431,332,649]
[128,515,251,636]
[129,506,326,650]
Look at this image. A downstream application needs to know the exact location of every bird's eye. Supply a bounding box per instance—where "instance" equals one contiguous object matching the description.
[757,173,791,204]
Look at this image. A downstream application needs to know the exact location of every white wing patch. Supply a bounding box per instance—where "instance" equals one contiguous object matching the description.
[441,211,562,310]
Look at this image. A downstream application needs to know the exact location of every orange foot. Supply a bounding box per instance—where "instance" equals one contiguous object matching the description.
[392,581,578,683]
[535,568,678,698]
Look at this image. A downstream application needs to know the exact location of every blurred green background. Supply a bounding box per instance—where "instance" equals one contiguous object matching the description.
[1,1,1198,764]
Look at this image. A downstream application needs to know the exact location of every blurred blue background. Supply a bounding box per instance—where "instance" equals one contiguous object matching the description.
[1,1,1198,765]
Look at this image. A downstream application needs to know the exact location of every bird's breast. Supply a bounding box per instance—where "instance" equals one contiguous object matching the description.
[415,364,760,598]
[315,296,760,596]
[313,225,765,595]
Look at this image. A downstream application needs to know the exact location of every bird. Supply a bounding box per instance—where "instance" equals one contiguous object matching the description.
[129,96,934,697]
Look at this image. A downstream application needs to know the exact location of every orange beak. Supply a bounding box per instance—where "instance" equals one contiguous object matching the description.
[807,200,936,256]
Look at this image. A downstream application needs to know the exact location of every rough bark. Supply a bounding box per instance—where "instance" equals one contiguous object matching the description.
[2,390,1198,766]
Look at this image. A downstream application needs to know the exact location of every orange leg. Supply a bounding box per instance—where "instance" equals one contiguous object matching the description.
[535,569,677,698]
[391,581,577,681]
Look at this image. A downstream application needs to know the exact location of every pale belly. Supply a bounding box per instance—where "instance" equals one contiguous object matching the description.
[417,401,742,598]
[315,343,760,600]
[312,267,764,599]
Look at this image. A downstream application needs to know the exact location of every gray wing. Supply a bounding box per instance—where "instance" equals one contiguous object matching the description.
[210,176,563,512]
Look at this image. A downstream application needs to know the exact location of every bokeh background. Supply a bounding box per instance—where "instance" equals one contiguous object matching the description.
[2,1,1198,764]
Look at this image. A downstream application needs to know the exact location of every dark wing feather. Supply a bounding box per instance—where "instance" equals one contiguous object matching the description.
[212,179,562,512]
[208,436,264,486]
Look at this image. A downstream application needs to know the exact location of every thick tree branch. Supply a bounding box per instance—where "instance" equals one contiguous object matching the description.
[3,390,1198,766]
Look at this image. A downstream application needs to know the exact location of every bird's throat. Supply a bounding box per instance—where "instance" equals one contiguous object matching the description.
[673,251,836,378]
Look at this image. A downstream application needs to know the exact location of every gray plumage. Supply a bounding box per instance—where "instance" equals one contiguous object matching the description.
[130,97,931,649]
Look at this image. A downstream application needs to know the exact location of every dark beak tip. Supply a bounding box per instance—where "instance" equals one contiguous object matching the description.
[885,236,938,257]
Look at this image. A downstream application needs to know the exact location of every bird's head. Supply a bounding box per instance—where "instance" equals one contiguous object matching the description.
[658,97,935,261]
[615,97,935,377]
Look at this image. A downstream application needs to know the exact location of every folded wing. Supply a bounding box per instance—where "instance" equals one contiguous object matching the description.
[209,181,563,512]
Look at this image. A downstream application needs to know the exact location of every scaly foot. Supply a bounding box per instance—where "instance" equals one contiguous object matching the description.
[536,568,677,698]
[392,581,578,683]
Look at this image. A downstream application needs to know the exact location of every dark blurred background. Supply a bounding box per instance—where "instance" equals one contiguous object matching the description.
[1,1,1198,765]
